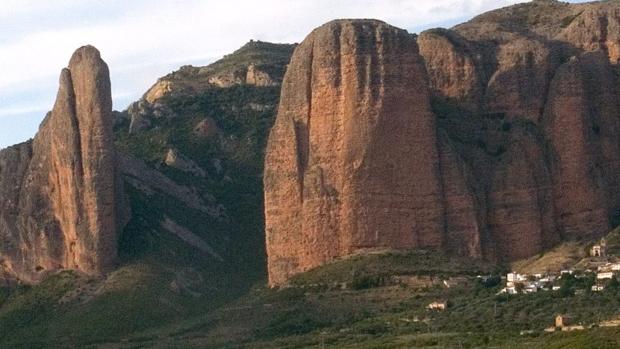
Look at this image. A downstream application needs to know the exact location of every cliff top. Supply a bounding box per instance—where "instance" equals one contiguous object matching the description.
[454,0,617,40]
[160,40,295,83]
[141,40,295,102]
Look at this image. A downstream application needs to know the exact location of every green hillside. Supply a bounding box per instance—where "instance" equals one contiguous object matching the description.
[3,247,620,348]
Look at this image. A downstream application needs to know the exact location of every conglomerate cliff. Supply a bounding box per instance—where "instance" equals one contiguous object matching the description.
[0,46,125,283]
[265,1,620,285]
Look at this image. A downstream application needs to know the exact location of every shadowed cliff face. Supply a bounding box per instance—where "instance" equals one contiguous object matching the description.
[0,46,125,284]
[419,1,620,261]
[266,2,620,286]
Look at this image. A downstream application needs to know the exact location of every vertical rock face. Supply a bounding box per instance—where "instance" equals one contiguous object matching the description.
[0,46,123,283]
[486,136,558,261]
[483,39,560,123]
[543,52,620,240]
[264,20,452,286]
[557,6,620,64]
[422,1,620,263]
[437,133,483,258]
[417,29,484,111]
[266,2,620,286]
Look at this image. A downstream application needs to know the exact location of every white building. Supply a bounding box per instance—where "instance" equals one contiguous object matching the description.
[507,272,528,287]
[591,239,607,257]
[427,301,448,310]
[540,275,556,283]
[507,272,527,282]
[597,272,614,280]
[497,287,518,295]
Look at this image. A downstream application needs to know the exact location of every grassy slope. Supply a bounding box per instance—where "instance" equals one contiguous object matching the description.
[2,227,620,348]
[511,242,586,274]
[90,248,620,348]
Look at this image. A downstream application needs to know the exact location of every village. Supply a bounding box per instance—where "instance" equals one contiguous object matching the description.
[497,239,620,295]
[421,238,620,334]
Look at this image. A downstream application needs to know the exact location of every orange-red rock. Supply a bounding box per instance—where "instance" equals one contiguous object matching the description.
[486,134,558,261]
[266,1,620,286]
[0,46,125,283]
[543,51,620,240]
[265,19,448,286]
[418,29,484,111]
[424,1,620,260]
[557,5,620,64]
[437,133,483,258]
[483,38,560,123]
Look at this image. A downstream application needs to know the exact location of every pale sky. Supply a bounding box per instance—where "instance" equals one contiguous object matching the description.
[0,0,589,149]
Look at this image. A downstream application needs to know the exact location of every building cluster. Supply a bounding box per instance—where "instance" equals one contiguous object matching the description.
[497,239,620,294]
[499,249,620,294]
[497,265,620,295]
[498,271,559,295]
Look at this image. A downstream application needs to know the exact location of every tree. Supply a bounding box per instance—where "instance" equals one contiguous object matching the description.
[558,274,576,297]
[515,283,525,294]
[607,276,620,291]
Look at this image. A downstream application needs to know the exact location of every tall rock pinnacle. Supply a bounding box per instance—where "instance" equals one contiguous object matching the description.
[0,46,124,283]
[264,20,451,286]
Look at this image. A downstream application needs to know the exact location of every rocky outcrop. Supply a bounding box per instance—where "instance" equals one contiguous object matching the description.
[417,29,484,111]
[126,100,176,134]
[424,2,620,257]
[266,1,620,286]
[0,46,126,284]
[144,80,176,104]
[161,217,223,261]
[164,149,207,177]
[118,153,224,219]
[483,38,560,122]
[556,5,620,64]
[245,63,278,86]
[265,19,451,286]
[486,135,558,261]
[193,117,220,138]
[437,134,483,258]
[207,71,246,88]
[142,41,295,103]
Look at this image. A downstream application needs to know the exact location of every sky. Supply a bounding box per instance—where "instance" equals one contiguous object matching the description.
[0,0,590,149]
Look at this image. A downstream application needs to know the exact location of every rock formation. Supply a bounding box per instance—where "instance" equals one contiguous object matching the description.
[193,117,220,138]
[417,29,484,111]
[143,41,295,104]
[164,149,207,177]
[0,46,125,284]
[265,19,448,286]
[265,1,620,285]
